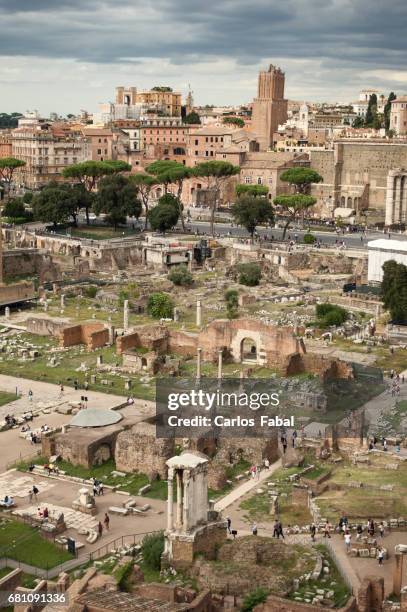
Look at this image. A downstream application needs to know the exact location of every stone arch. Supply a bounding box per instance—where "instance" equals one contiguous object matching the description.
[347,196,353,208]
[92,443,111,466]
[240,337,257,362]
[340,196,346,207]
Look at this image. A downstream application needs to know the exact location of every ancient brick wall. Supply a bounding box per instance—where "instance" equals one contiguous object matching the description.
[59,323,108,350]
[215,436,279,466]
[168,330,198,356]
[357,576,384,612]
[0,281,35,307]
[115,422,174,479]
[117,325,169,355]
[301,354,354,381]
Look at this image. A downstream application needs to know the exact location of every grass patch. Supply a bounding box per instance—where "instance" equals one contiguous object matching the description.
[68,226,141,241]
[0,391,17,408]
[0,519,72,569]
[16,457,169,500]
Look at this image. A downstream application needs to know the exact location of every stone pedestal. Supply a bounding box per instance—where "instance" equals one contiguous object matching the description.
[72,487,97,515]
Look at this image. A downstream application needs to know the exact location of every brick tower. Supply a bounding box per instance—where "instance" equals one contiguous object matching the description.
[251,64,288,151]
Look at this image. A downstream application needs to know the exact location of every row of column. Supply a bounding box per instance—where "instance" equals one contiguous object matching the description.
[196,347,223,380]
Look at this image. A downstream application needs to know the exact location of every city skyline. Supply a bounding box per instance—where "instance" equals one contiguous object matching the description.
[0,0,407,115]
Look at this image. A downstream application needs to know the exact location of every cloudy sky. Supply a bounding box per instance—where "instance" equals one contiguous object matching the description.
[1,0,406,115]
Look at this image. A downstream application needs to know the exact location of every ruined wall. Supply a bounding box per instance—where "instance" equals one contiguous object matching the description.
[215,435,279,466]
[59,323,108,350]
[170,522,227,569]
[116,325,169,355]
[26,316,67,337]
[357,576,384,612]
[115,422,174,479]
[301,353,354,382]
[0,281,35,306]
[49,429,120,468]
[168,330,198,356]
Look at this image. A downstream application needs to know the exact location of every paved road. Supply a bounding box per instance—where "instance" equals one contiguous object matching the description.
[184,221,407,250]
[214,459,282,512]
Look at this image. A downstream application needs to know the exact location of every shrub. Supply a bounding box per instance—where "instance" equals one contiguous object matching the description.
[238,263,262,286]
[241,588,269,611]
[168,265,193,286]
[114,560,134,591]
[304,232,316,244]
[225,289,239,319]
[141,532,165,571]
[83,285,98,299]
[316,303,349,327]
[147,292,174,319]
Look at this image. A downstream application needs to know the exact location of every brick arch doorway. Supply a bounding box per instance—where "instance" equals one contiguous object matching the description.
[240,337,257,363]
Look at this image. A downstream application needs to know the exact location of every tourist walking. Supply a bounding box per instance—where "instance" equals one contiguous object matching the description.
[344,531,352,553]
[310,523,316,542]
[378,547,384,566]
[28,389,33,402]
[32,485,39,501]
[379,522,385,538]
[264,458,270,470]
[104,513,110,530]
[273,520,280,538]
[323,522,331,538]
[226,517,231,534]
[278,520,285,539]
[251,523,258,536]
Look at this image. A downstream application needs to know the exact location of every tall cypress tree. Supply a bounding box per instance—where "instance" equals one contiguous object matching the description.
[365,94,378,127]
[384,92,397,131]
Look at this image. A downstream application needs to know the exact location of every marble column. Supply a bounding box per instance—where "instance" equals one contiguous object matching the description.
[60,294,65,309]
[385,170,398,226]
[196,347,202,380]
[167,469,174,531]
[217,349,223,380]
[196,300,202,327]
[176,471,183,530]
[393,552,404,597]
[123,300,129,332]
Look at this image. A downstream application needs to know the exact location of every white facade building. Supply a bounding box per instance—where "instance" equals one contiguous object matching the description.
[367,238,407,282]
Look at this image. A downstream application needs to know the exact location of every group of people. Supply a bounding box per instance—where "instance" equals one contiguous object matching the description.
[92,478,104,497]
[97,513,110,536]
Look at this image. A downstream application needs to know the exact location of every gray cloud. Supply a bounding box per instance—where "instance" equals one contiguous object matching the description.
[0,0,406,113]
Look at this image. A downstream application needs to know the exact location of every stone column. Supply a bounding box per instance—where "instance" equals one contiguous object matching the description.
[5,307,10,319]
[123,300,129,332]
[196,300,202,327]
[393,551,404,597]
[108,325,115,345]
[394,175,402,223]
[176,471,183,530]
[60,294,65,309]
[196,347,202,380]
[97,355,103,366]
[167,468,174,531]
[182,470,190,531]
[385,170,398,226]
[173,307,179,322]
[217,349,223,380]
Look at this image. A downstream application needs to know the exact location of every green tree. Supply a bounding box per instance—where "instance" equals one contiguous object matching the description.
[148,202,179,234]
[0,158,26,200]
[62,160,117,224]
[2,197,28,219]
[231,195,274,241]
[276,165,322,238]
[279,167,323,195]
[223,116,245,128]
[365,94,378,127]
[316,303,349,327]
[146,162,193,231]
[141,532,165,570]
[238,263,262,286]
[102,160,132,173]
[274,194,317,239]
[32,182,80,227]
[147,293,174,319]
[193,161,240,236]
[235,184,269,198]
[225,289,239,319]
[384,92,397,131]
[168,264,193,286]
[183,111,201,125]
[129,173,157,229]
[94,175,141,230]
[381,260,407,324]
[303,232,316,244]
[352,116,364,128]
